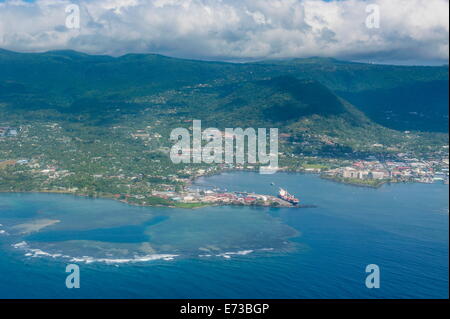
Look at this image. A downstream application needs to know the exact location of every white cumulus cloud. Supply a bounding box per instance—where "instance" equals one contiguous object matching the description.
[0,0,448,64]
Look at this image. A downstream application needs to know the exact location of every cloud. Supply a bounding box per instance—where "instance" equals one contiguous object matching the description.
[0,0,448,64]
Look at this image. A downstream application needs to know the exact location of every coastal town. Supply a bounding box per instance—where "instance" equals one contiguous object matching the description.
[1,123,449,208]
[1,151,448,208]
[322,152,450,187]
[149,188,298,208]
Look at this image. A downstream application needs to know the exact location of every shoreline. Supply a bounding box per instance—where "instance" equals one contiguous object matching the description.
[319,174,389,188]
[0,188,301,210]
[1,169,444,209]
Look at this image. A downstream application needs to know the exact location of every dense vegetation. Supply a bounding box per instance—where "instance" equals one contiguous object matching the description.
[0,49,448,201]
[0,49,448,132]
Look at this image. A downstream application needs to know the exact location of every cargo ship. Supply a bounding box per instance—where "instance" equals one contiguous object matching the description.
[278,188,300,205]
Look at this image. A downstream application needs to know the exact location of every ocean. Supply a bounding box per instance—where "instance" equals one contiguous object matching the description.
[0,172,448,298]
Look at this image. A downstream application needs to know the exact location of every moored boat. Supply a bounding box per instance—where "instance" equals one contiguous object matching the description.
[278,188,300,205]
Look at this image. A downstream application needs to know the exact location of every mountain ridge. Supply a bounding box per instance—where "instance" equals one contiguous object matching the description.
[0,49,448,132]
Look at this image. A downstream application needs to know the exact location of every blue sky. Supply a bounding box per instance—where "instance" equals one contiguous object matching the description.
[0,0,448,65]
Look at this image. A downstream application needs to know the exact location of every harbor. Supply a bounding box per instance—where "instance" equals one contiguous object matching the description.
[149,186,303,208]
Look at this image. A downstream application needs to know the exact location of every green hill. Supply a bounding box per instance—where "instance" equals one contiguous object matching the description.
[0,49,448,133]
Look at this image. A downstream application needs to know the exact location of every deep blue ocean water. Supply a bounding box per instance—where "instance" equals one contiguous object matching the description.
[0,172,448,298]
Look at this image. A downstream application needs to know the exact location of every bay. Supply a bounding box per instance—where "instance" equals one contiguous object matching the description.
[0,172,448,299]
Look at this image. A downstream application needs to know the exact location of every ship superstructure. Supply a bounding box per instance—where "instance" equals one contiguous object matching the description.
[278,188,300,205]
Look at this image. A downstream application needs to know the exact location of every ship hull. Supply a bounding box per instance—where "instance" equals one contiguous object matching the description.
[278,195,300,205]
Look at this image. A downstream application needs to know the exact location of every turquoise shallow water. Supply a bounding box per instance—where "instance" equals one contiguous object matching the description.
[0,172,448,298]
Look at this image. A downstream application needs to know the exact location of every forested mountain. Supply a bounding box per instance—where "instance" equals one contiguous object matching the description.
[0,49,448,132]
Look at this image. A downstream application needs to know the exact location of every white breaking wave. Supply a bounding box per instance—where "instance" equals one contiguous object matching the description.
[0,222,9,235]
[25,249,63,259]
[12,241,27,248]
[11,241,273,263]
[215,250,254,259]
[200,248,276,258]
[70,254,178,264]
[11,241,178,264]
[12,241,63,258]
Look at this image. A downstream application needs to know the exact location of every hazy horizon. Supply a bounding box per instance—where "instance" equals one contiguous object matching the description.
[0,0,448,66]
[1,47,449,67]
